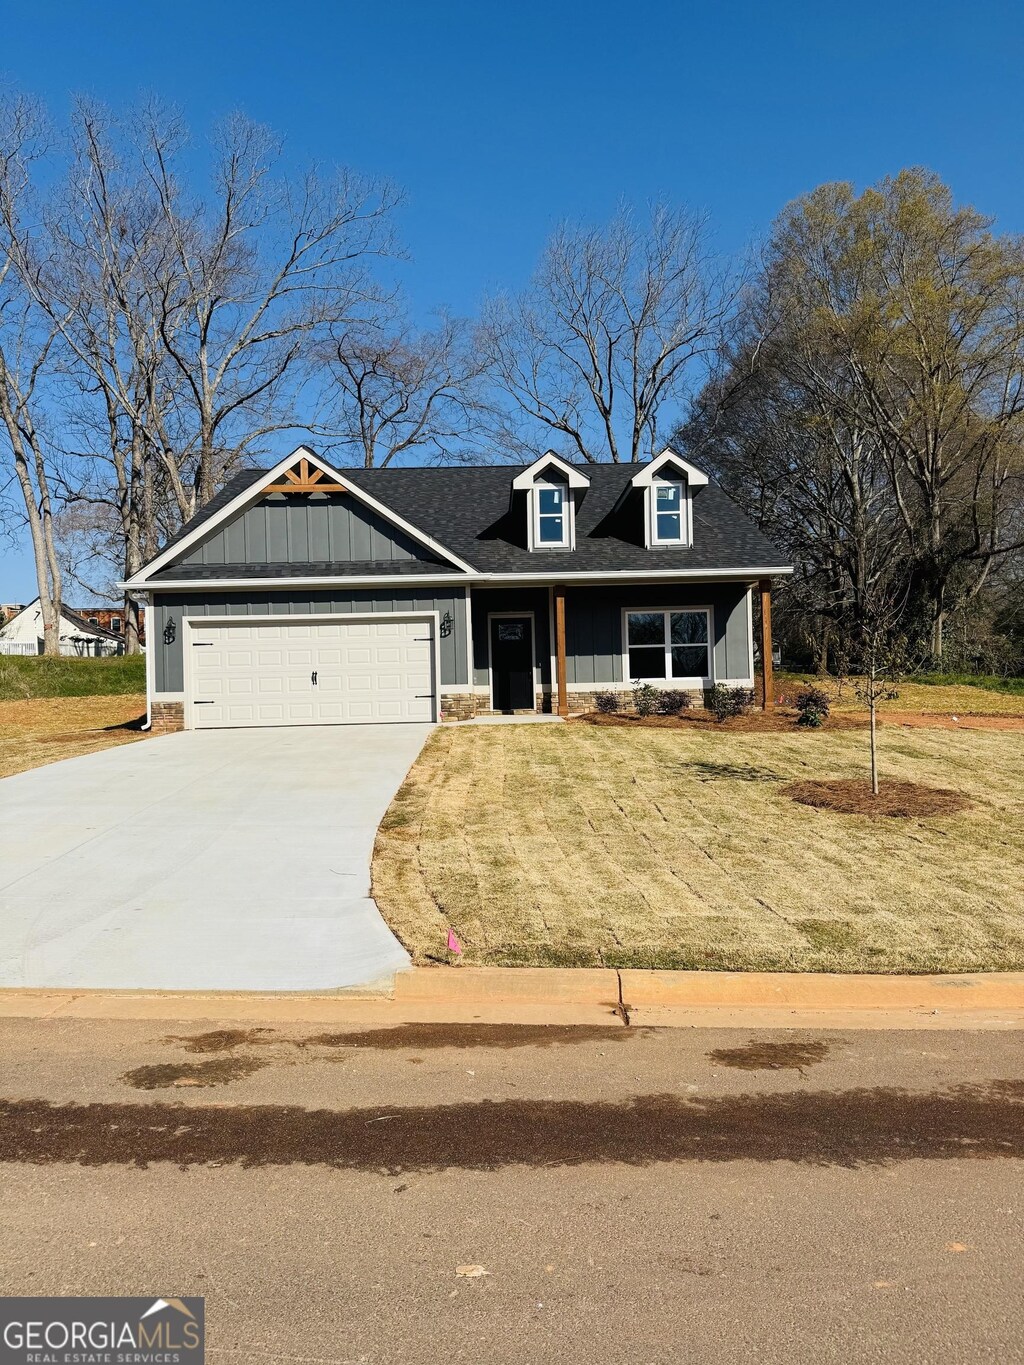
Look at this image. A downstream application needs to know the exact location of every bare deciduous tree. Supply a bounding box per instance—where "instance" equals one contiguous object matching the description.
[316,310,486,466]
[0,95,64,654]
[481,205,734,463]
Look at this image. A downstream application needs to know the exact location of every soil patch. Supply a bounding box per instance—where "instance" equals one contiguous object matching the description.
[891,713,1024,733]
[164,1028,276,1054]
[4,1082,1024,1171]
[121,1058,268,1089]
[786,778,971,818]
[708,1040,831,1073]
[298,1023,639,1051]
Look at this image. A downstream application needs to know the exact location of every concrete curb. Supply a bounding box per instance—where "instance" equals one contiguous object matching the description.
[1,967,1023,1029]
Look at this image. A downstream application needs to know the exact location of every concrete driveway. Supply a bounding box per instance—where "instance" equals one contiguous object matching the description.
[0,726,433,991]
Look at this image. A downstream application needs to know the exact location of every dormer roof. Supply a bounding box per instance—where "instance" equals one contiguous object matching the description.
[510,451,592,491]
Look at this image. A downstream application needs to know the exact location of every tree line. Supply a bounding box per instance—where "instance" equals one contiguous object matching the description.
[1,95,1021,670]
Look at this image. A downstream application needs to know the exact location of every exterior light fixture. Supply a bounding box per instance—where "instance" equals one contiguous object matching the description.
[163,617,177,646]
[440,610,454,638]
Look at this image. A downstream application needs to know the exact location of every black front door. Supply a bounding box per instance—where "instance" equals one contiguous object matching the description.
[490,617,534,711]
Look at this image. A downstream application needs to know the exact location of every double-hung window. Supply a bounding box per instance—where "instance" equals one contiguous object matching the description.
[625,609,711,681]
[535,483,569,546]
[651,480,685,544]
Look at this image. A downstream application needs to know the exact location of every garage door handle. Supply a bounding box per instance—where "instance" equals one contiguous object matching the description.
[311,670,318,686]
[193,642,214,647]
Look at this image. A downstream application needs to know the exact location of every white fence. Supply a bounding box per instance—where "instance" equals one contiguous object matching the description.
[0,639,123,658]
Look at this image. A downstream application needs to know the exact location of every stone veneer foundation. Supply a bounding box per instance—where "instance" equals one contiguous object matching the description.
[149,700,185,733]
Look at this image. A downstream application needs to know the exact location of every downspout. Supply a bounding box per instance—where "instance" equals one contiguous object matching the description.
[140,592,154,731]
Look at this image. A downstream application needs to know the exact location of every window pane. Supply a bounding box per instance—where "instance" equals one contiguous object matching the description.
[629,646,666,679]
[657,511,681,540]
[538,514,564,543]
[627,612,665,646]
[538,487,563,513]
[656,483,681,510]
[671,611,708,645]
[672,644,709,678]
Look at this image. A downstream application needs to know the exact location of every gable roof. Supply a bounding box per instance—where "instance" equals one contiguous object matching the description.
[1,599,123,641]
[126,447,476,587]
[125,449,791,588]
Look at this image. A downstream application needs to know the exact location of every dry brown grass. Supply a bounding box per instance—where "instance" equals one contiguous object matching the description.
[372,722,1024,974]
[0,694,148,779]
[775,670,1024,717]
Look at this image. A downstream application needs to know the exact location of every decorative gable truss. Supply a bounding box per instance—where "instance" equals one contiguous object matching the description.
[123,446,477,588]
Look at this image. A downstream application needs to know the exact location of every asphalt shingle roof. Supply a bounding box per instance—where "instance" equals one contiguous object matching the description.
[144,458,789,579]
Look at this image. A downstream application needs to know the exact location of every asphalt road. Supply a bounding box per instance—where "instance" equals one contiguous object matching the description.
[1,1017,1022,1364]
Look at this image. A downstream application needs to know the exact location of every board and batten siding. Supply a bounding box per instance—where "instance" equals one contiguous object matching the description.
[564,583,753,685]
[177,494,431,567]
[152,588,468,693]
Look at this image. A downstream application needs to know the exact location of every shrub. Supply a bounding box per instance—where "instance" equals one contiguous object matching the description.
[594,690,620,714]
[656,689,692,715]
[705,684,754,722]
[631,680,660,717]
[795,686,831,728]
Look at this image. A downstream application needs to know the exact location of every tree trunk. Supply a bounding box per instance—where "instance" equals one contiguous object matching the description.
[869,698,879,796]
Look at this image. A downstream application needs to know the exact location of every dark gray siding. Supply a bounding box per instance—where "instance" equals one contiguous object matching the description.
[152,587,468,691]
[564,582,752,685]
[176,494,430,568]
[470,587,552,688]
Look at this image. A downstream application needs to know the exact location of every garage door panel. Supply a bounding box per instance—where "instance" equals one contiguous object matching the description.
[189,617,437,728]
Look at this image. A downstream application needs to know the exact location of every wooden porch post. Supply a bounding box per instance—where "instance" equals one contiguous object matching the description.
[759,578,774,712]
[554,585,569,716]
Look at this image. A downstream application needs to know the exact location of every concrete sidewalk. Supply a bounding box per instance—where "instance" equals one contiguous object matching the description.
[1,966,1022,1029]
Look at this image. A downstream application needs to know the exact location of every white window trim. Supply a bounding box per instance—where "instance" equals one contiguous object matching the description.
[648,480,691,547]
[530,481,572,551]
[621,606,714,686]
[486,610,537,712]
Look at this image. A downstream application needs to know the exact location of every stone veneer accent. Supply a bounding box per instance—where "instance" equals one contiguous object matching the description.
[150,700,185,733]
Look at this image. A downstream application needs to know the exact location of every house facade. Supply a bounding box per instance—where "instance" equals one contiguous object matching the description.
[0,599,126,657]
[123,446,792,732]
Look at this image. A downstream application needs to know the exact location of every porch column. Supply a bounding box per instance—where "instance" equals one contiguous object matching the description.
[759,578,774,712]
[554,585,568,716]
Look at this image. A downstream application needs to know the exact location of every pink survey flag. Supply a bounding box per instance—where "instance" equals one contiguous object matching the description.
[446,928,463,955]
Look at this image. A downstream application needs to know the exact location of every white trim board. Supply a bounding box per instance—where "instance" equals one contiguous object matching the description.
[130,566,793,592]
[125,446,477,587]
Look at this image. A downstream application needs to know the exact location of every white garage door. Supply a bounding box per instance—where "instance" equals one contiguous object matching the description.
[188,617,436,728]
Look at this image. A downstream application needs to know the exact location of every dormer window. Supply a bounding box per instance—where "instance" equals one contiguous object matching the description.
[626,448,709,550]
[512,452,590,552]
[536,482,568,546]
[652,480,685,543]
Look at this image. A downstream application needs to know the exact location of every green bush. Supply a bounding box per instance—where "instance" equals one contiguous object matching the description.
[796,686,831,727]
[656,689,692,715]
[631,680,660,717]
[594,690,620,714]
[704,684,754,722]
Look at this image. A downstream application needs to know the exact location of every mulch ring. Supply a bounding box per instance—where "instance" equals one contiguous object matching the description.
[575,709,865,733]
[785,778,971,818]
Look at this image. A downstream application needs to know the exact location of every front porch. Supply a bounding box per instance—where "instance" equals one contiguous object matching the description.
[442,580,775,720]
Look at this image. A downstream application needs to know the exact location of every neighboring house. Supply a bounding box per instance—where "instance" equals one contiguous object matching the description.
[123,445,792,732]
[70,605,145,644]
[0,598,126,657]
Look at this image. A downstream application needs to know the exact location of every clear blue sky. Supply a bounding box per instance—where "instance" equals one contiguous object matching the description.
[3,0,1023,598]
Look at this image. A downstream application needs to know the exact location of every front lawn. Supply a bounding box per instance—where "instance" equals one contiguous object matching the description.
[0,695,148,779]
[775,669,1024,717]
[372,722,1024,973]
[0,654,146,701]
